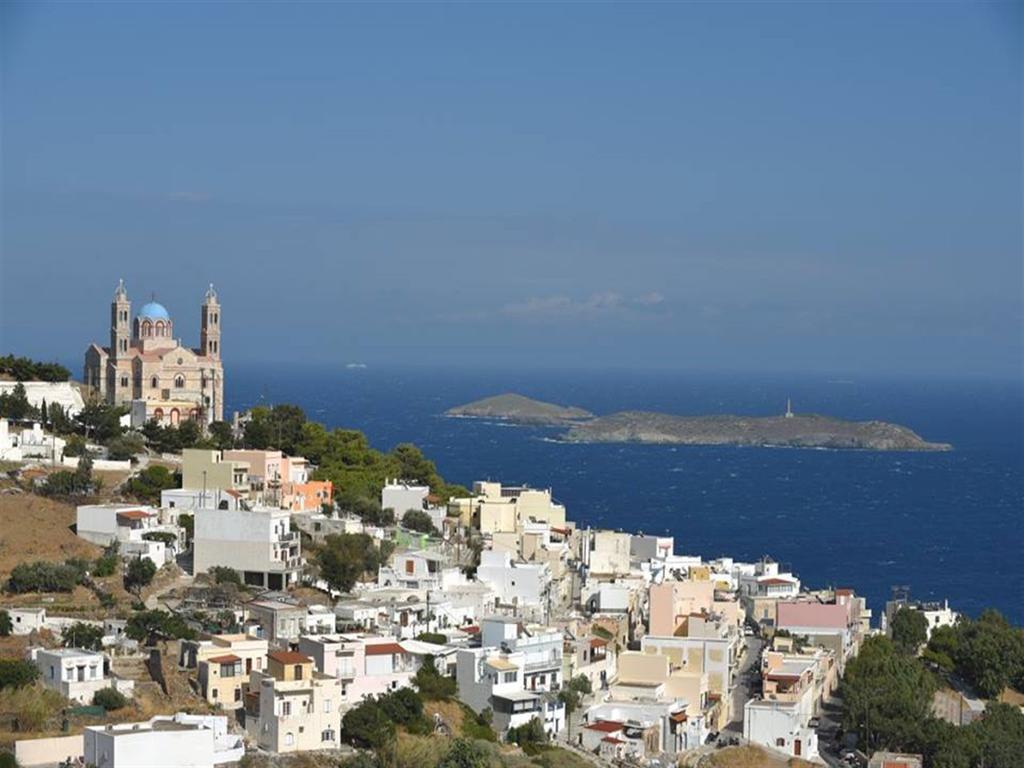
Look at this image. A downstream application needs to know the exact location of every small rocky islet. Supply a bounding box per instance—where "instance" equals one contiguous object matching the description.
[445,394,952,451]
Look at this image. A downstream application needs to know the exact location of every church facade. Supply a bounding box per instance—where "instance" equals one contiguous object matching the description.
[84,280,225,425]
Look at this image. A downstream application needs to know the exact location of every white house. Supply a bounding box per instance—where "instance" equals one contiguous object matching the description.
[456,647,564,736]
[476,550,552,621]
[378,549,446,590]
[83,713,243,768]
[6,607,47,636]
[381,480,429,517]
[33,648,134,704]
[480,617,563,693]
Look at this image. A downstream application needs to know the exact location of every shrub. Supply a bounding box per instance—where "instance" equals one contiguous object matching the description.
[416,632,447,645]
[506,717,546,747]
[341,698,396,749]
[6,561,83,593]
[123,465,177,504]
[93,554,119,578]
[0,659,40,690]
[141,531,177,547]
[105,433,146,461]
[209,566,243,586]
[93,687,128,711]
[439,738,490,768]
[124,558,156,591]
[0,610,11,637]
[0,685,64,731]
[414,655,456,700]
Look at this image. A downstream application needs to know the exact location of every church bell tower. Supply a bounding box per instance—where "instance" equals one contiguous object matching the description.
[110,279,131,359]
[200,284,221,360]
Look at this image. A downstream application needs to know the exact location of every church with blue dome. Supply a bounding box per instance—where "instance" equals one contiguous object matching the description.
[83,280,225,425]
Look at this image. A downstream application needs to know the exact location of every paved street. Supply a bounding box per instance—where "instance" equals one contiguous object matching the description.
[725,633,763,733]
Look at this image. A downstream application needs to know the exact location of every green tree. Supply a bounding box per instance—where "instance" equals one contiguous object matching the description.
[0,610,11,637]
[63,622,104,650]
[0,659,40,689]
[123,465,178,503]
[558,675,592,739]
[891,607,929,654]
[953,610,1024,698]
[105,432,146,461]
[76,402,126,443]
[178,514,194,546]
[413,655,456,700]
[341,698,396,749]
[402,509,438,535]
[209,566,243,586]
[93,687,128,711]
[317,533,386,593]
[125,610,196,644]
[841,635,936,752]
[0,382,37,420]
[208,420,234,449]
[6,561,83,593]
[124,558,157,592]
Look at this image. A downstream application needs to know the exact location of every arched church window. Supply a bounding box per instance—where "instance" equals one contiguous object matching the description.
[120,375,128,388]
[151,376,159,389]
[153,408,164,421]
[174,374,185,389]
[142,321,152,337]
[170,409,180,426]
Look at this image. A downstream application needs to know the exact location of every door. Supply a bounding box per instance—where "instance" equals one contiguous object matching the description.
[794,739,801,756]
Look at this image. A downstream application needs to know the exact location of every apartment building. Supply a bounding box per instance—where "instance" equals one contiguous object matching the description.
[448,482,566,534]
[185,634,269,709]
[476,550,552,621]
[481,617,563,693]
[193,506,301,590]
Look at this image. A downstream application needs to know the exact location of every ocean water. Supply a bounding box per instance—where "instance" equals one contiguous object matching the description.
[228,365,1023,625]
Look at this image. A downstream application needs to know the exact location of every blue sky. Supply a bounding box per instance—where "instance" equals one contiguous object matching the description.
[1,2,1020,377]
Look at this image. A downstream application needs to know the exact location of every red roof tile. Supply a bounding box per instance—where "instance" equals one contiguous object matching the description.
[589,637,608,648]
[116,509,154,520]
[365,642,405,656]
[207,654,241,664]
[601,736,625,744]
[585,720,624,733]
[268,651,311,665]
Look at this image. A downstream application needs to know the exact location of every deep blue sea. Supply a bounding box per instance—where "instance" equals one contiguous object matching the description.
[227,365,1023,625]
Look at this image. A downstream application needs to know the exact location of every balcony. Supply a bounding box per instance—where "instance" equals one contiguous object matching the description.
[524,655,561,672]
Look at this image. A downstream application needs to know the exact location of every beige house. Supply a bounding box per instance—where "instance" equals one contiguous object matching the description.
[641,635,734,731]
[83,281,224,425]
[449,482,566,534]
[190,634,269,709]
[182,449,250,500]
[246,651,341,754]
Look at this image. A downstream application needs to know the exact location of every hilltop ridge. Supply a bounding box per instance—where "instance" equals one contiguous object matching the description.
[445,393,594,425]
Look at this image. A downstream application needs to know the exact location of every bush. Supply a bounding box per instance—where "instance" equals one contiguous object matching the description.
[0,610,11,637]
[63,434,87,457]
[141,531,177,547]
[105,433,146,461]
[439,738,490,768]
[414,655,456,700]
[208,566,243,586]
[93,687,128,711]
[416,632,448,645]
[0,685,64,732]
[93,553,119,578]
[0,659,40,690]
[506,717,546,747]
[6,561,84,593]
[460,704,497,742]
[124,558,156,591]
[123,465,177,504]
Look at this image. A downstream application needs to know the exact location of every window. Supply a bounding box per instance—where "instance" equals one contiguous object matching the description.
[293,664,303,680]
[151,376,159,388]
[776,738,785,747]
[284,733,294,747]
[281,701,291,716]
[504,671,518,683]
[322,729,335,742]
[174,374,185,388]
[323,699,332,713]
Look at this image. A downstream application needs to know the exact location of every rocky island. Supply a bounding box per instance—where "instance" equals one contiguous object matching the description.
[445,393,594,425]
[562,411,952,451]
[446,393,951,451]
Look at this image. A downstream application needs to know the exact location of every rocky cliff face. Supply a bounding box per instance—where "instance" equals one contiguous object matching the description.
[561,411,952,451]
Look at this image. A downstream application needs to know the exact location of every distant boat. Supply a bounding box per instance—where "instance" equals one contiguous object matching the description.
[345,363,368,370]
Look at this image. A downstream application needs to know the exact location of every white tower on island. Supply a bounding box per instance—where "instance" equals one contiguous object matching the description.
[785,398,794,418]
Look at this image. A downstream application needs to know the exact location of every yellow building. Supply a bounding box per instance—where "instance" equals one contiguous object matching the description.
[194,634,269,709]
[182,449,250,498]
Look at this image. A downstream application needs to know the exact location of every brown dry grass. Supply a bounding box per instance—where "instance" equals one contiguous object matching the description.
[707,746,791,768]
[0,493,101,577]
[424,698,466,731]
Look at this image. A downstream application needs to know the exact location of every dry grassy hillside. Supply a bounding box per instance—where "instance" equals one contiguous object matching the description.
[0,492,101,577]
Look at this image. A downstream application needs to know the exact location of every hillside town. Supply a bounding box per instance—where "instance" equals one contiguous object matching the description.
[0,286,1020,768]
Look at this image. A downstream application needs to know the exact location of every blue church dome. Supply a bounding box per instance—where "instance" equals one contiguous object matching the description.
[137,301,170,320]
